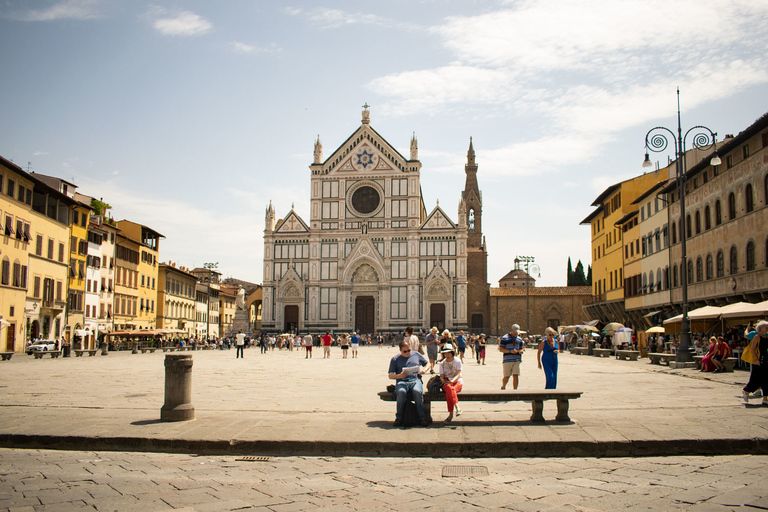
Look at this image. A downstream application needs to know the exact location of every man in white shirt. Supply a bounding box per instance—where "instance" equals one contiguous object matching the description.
[304,333,313,358]
[235,330,246,359]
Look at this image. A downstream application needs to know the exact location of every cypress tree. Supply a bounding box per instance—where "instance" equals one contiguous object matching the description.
[567,257,574,286]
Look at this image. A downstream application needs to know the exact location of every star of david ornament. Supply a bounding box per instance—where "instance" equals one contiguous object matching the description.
[356,150,375,169]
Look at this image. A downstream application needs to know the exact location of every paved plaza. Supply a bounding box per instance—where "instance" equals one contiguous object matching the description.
[1,345,768,510]
[0,344,766,457]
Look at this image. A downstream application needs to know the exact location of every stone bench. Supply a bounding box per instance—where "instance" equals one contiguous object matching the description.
[378,389,582,424]
[615,350,640,361]
[74,349,98,357]
[139,348,157,354]
[593,348,612,357]
[571,347,589,355]
[162,347,177,352]
[693,355,738,372]
[647,352,676,365]
[33,350,61,359]
[0,352,14,361]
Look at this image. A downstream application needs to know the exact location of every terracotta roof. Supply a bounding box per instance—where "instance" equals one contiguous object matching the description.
[499,269,533,281]
[491,286,592,297]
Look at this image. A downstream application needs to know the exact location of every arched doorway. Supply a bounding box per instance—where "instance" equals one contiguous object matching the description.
[430,303,445,331]
[30,320,40,340]
[284,305,299,333]
[355,296,375,334]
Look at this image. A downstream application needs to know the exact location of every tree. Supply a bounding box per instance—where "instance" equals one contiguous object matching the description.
[567,257,574,285]
[586,265,593,286]
[90,198,112,217]
[572,260,587,286]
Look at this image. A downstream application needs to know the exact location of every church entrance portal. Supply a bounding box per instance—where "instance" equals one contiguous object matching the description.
[284,305,299,333]
[355,296,375,334]
[430,303,445,331]
[471,314,484,333]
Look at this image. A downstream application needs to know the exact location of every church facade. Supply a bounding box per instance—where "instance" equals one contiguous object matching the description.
[261,107,489,334]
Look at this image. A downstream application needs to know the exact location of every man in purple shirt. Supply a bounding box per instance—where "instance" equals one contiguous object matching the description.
[388,340,429,427]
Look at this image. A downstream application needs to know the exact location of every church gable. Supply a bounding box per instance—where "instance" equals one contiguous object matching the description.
[421,205,456,230]
[275,211,309,233]
[316,123,418,176]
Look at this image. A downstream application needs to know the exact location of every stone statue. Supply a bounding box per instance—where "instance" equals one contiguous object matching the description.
[236,287,246,310]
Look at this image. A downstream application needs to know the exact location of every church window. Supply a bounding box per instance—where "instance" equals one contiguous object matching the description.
[391,178,408,196]
[441,259,457,277]
[319,288,337,320]
[274,242,309,259]
[391,199,408,217]
[320,261,338,280]
[420,239,456,257]
[321,243,338,259]
[391,260,407,279]
[321,201,339,219]
[273,262,289,280]
[391,241,407,257]
[419,260,435,277]
[390,287,407,319]
[469,209,475,231]
[344,240,357,258]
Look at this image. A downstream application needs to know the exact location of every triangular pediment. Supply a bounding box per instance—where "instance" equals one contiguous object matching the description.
[314,125,418,176]
[275,210,309,233]
[420,205,456,230]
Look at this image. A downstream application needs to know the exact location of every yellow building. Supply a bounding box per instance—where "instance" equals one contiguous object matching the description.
[1,157,34,352]
[115,220,162,330]
[114,233,140,331]
[218,285,237,336]
[33,174,93,347]
[581,168,668,324]
[158,262,197,337]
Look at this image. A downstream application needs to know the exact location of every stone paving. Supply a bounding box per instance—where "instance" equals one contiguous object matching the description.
[1,449,767,511]
[0,344,766,457]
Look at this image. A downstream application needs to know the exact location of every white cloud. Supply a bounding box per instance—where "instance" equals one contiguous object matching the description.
[284,6,390,30]
[32,151,49,156]
[229,41,282,55]
[148,7,211,36]
[19,0,101,21]
[367,0,768,178]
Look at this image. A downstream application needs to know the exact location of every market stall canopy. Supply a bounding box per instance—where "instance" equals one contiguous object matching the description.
[74,329,93,336]
[662,305,724,324]
[603,322,624,333]
[646,326,665,333]
[719,300,768,319]
[576,325,599,335]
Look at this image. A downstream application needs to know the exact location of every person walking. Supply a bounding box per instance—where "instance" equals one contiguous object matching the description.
[425,327,439,374]
[499,324,524,390]
[455,330,466,362]
[322,331,332,358]
[742,320,768,404]
[235,330,245,359]
[477,334,487,365]
[404,326,421,355]
[537,327,559,389]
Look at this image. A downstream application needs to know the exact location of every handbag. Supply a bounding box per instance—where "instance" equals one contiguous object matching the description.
[426,375,443,394]
[741,336,759,365]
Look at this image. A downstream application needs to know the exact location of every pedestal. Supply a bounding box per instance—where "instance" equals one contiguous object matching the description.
[160,354,195,422]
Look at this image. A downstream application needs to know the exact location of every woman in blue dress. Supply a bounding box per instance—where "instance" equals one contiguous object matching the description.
[537,327,560,389]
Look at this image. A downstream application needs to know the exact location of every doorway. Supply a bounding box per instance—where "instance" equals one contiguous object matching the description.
[284,305,299,333]
[430,303,445,332]
[5,323,15,352]
[355,296,375,334]
[471,314,483,333]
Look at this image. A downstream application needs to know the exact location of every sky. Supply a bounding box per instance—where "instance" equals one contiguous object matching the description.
[2,0,767,287]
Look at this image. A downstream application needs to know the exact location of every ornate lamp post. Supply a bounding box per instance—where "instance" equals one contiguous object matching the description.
[517,255,540,335]
[642,89,721,363]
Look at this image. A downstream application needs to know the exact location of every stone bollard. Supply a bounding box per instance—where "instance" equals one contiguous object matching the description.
[132,340,139,354]
[160,353,195,421]
[101,342,108,356]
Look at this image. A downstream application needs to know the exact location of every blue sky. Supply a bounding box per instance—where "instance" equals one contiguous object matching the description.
[2,0,767,286]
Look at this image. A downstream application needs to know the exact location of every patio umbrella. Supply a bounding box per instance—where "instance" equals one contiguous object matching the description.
[576,325,599,335]
[615,327,633,333]
[603,322,624,333]
[646,326,665,333]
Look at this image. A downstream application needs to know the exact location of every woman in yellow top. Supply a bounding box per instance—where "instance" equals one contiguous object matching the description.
[742,320,768,404]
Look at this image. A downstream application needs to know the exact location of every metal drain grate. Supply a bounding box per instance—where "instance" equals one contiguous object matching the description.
[442,466,489,478]
[235,456,272,462]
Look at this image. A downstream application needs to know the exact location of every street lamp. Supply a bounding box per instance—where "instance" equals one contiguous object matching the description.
[642,88,721,363]
[517,255,540,335]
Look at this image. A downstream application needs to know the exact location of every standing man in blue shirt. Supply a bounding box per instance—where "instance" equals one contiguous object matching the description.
[499,324,524,390]
[388,340,429,427]
[456,330,466,363]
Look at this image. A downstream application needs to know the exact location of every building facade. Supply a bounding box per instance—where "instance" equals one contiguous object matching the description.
[158,262,197,337]
[191,267,220,340]
[262,106,487,334]
[116,220,162,330]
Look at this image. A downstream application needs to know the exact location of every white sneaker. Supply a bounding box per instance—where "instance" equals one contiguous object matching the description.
[743,390,750,403]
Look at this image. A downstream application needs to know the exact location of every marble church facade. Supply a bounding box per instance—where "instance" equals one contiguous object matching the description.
[261,107,489,334]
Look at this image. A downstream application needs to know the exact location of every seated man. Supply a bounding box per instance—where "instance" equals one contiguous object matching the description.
[388,340,429,427]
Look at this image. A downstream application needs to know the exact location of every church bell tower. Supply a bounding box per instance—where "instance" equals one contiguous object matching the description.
[462,138,490,333]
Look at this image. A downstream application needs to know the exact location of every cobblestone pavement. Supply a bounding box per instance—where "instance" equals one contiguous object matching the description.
[1,449,767,511]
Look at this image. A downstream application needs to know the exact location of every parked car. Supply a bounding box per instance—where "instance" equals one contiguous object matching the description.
[26,340,56,354]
